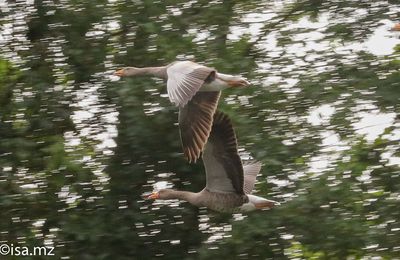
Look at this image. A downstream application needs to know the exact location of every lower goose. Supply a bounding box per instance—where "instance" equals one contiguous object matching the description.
[146,111,279,213]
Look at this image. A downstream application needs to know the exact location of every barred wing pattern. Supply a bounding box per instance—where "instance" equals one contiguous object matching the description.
[202,111,245,195]
[167,61,215,107]
[178,92,221,163]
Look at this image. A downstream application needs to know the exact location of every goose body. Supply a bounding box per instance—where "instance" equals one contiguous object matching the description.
[146,111,279,213]
[115,61,249,163]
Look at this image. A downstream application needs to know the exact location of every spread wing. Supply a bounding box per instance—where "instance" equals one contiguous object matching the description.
[243,161,262,194]
[179,91,220,163]
[202,111,244,195]
[167,61,216,107]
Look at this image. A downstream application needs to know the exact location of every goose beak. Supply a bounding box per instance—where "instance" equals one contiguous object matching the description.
[114,69,124,77]
[390,23,400,32]
[227,79,250,87]
[241,79,251,87]
[146,192,160,200]
[255,200,280,209]
[391,24,400,31]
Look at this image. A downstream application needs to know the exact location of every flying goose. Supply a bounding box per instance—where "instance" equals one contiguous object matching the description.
[146,111,279,213]
[114,61,249,163]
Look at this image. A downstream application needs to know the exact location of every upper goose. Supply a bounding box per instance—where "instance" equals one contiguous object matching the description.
[114,61,249,163]
[146,111,279,213]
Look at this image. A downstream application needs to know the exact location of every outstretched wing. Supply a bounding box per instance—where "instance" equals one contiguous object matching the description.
[179,91,220,163]
[167,61,215,107]
[202,111,244,195]
[243,161,262,194]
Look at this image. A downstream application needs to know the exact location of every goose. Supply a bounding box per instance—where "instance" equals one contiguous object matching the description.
[114,61,249,163]
[146,111,279,213]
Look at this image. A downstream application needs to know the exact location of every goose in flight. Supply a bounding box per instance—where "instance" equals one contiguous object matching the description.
[114,61,249,163]
[146,111,279,213]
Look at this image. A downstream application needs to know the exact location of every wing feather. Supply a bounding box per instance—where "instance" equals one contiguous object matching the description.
[178,91,221,163]
[243,161,262,194]
[202,111,244,195]
[167,61,215,107]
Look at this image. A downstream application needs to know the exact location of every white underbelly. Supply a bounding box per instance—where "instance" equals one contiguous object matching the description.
[238,202,257,212]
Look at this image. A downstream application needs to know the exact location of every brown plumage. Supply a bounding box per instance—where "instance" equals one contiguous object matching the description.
[178,92,221,162]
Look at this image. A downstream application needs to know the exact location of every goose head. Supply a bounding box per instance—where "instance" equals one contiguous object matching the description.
[146,189,176,200]
[114,67,141,77]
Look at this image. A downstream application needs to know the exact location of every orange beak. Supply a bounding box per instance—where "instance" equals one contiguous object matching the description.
[114,69,124,77]
[392,24,400,31]
[146,192,160,200]
[226,79,250,87]
[254,200,279,209]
